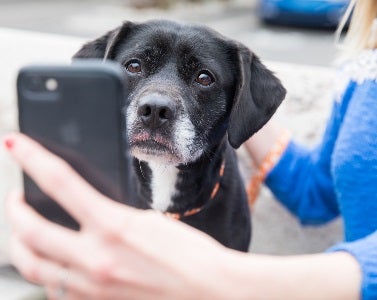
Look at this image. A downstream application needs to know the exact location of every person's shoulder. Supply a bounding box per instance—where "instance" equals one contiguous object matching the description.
[334,50,377,102]
[342,49,377,84]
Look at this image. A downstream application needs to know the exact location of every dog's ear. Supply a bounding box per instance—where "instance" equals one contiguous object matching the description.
[73,21,134,59]
[227,45,286,149]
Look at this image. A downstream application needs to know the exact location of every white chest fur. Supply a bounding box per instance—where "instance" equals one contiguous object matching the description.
[148,162,178,212]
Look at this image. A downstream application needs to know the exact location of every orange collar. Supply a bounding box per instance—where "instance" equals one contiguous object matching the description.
[165,159,226,220]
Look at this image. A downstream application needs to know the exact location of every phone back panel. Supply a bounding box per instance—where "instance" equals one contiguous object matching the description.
[17,62,131,229]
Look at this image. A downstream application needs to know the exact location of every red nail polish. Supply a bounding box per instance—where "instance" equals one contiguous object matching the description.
[4,138,14,149]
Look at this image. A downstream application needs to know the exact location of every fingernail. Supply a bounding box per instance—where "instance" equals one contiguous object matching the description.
[4,137,14,150]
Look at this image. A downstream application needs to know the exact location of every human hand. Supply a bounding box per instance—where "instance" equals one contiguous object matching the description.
[4,133,231,300]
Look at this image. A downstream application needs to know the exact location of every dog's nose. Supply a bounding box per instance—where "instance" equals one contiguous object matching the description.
[137,94,176,129]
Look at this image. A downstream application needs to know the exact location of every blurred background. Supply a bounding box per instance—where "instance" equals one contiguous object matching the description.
[0,0,348,298]
[0,0,349,65]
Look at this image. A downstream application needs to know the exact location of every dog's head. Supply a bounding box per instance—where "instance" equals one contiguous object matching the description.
[74,20,286,165]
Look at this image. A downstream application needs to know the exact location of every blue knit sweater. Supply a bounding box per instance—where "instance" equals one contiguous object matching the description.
[265,50,377,300]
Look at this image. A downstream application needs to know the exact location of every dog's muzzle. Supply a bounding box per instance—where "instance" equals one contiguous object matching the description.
[127,91,202,165]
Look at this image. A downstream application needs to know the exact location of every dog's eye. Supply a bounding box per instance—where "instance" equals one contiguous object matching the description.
[125,60,142,74]
[196,71,214,86]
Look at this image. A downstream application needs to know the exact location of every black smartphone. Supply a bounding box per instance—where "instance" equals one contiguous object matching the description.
[17,61,133,230]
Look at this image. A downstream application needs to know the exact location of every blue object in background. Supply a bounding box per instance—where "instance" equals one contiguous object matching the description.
[259,0,350,28]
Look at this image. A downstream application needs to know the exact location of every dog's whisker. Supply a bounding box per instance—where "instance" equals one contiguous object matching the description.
[138,160,147,180]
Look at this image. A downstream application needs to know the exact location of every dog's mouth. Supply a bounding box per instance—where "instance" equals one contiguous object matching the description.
[129,132,181,162]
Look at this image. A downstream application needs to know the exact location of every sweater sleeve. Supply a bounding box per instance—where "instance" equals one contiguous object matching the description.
[264,99,343,225]
[328,231,377,300]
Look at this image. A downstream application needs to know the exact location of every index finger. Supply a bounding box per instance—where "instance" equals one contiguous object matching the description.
[3,132,112,225]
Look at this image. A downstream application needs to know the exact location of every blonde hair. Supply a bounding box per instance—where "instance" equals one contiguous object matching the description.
[336,0,377,60]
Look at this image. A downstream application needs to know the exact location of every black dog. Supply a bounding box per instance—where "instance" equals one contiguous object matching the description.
[73,20,285,251]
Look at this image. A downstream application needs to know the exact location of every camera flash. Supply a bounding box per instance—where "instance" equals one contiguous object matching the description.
[45,78,58,91]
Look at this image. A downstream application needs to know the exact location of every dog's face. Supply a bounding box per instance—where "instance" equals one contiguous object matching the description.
[74,20,286,165]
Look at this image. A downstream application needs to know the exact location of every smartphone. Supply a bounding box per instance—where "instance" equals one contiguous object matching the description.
[17,61,133,230]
